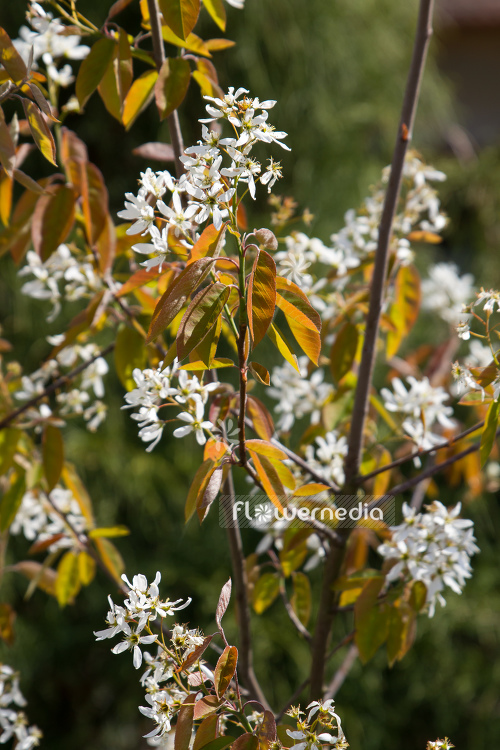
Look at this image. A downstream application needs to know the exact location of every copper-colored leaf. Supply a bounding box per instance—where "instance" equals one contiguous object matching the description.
[22,100,57,166]
[175,694,197,750]
[214,645,238,699]
[177,282,230,361]
[159,0,201,41]
[155,57,191,120]
[215,577,231,630]
[132,142,175,161]
[31,184,75,261]
[42,424,64,492]
[330,321,358,383]
[247,249,276,348]
[248,450,285,512]
[188,222,226,264]
[0,27,27,82]
[247,396,275,441]
[386,264,421,358]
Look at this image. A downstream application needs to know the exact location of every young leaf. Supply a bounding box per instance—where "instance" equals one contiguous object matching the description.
[354,576,389,664]
[247,249,276,348]
[76,37,116,106]
[330,321,358,383]
[252,572,280,614]
[257,711,277,750]
[56,551,81,607]
[0,428,21,476]
[245,440,287,461]
[80,162,109,245]
[147,257,216,342]
[267,323,300,373]
[185,458,217,522]
[480,398,500,467]
[214,645,238,699]
[178,635,213,672]
[386,265,421,358]
[177,282,230,361]
[0,472,26,531]
[188,223,226,264]
[42,424,64,492]
[12,561,57,598]
[247,396,275,441]
[291,571,312,627]
[192,716,218,750]
[249,361,270,386]
[114,325,147,391]
[155,57,191,120]
[22,100,57,166]
[78,551,96,586]
[31,185,75,261]
[122,69,158,130]
[197,465,223,523]
[175,694,197,750]
[248,450,285,512]
[202,0,226,31]
[159,0,201,41]
[276,283,321,365]
[215,577,232,631]
[0,115,15,178]
[0,28,27,82]
[231,735,258,750]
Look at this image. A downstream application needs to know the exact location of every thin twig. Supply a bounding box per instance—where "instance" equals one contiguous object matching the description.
[279,577,311,642]
[270,436,341,492]
[344,0,436,487]
[0,343,115,432]
[357,420,483,484]
[223,471,270,709]
[324,643,358,700]
[146,0,185,178]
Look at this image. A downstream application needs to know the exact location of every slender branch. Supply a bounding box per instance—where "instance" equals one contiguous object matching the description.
[223,471,270,709]
[279,577,311,641]
[237,243,248,469]
[0,343,115,432]
[146,0,185,177]
[324,643,358,700]
[357,420,483,483]
[270,437,341,492]
[344,0,436,486]
[309,532,349,700]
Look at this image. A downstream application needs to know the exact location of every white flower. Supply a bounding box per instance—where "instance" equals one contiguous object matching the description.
[456,320,470,340]
[157,192,198,236]
[173,398,214,445]
[269,357,333,431]
[118,192,156,235]
[422,263,474,325]
[111,623,157,669]
[474,288,500,314]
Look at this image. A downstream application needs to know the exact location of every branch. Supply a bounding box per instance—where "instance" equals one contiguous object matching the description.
[223,470,270,709]
[357,420,483,484]
[344,0,436,486]
[309,533,349,700]
[146,0,185,178]
[0,342,115,432]
[324,643,358,700]
[279,577,311,642]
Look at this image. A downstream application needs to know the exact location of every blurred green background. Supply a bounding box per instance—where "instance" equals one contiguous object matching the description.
[1,0,500,748]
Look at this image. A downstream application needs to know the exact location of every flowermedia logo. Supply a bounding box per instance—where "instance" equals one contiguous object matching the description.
[219,494,394,529]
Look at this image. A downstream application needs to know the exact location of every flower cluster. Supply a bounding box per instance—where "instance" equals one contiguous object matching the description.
[19,246,104,322]
[421,262,474,326]
[380,376,455,452]
[269,357,333,432]
[123,360,218,451]
[95,573,199,742]
[10,486,87,553]
[119,87,288,271]
[12,2,89,87]
[0,664,42,749]
[304,431,348,487]
[378,501,479,617]
[286,700,348,750]
[426,739,454,750]
[14,339,109,432]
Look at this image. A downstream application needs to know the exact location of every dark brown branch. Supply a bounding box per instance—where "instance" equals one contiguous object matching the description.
[344,0,436,487]
[0,342,115,432]
[223,471,270,709]
[146,0,185,178]
[357,420,483,484]
[237,322,248,469]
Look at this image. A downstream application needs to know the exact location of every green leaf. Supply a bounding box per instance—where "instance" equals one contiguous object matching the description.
[192,717,218,750]
[22,100,57,166]
[147,257,216,342]
[480,398,500,467]
[175,693,197,750]
[252,572,280,614]
[94,537,125,585]
[0,472,26,531]
[291,572,312,626]
[122,69,158,130]
[354,577,389,664]
[0,27,27,83]
[78,551,96,586]
[80,162,109,245]
[76,37,116,107]
[31,185,75,262]
[279,542,307,578]
[114,325,147,390]
[386,602,416,667]
[177,282,230,361]
[159,0,201,40]
[202,0,226,30]
[330,321,358,383]
[214,645,238,699]
[42,425,64,492]
[196,738,234,750]
[247,249,276,348]
[155,57,191,120]
[0,428,21,476]
[56,551,81,607]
